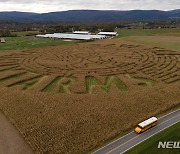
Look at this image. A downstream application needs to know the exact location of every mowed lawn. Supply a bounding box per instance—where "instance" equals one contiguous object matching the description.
[117,28,180,50]
[126,122,180,154]
[0,36,76,51]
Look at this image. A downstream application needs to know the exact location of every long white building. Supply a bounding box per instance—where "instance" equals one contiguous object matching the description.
[98,32,118,36]
[36,33,106,40]
[73,31,91,35]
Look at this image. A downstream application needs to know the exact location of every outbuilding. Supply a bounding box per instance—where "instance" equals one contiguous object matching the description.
[73,31,91,35]
[98,32,118,37]
[36,33,106,40]
[0,38,6,43]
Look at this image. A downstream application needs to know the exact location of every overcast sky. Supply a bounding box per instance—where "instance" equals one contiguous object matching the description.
[0,0,179,13]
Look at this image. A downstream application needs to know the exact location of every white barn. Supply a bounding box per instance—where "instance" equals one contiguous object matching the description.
[73,31,91,35]
[36,33,106,40]
[98,32,118,36]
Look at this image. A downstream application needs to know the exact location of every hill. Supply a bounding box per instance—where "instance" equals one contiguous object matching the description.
[0,10,180,22]
[0,11,38,21]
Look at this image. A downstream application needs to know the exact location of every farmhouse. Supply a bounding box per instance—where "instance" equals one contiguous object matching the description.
[73,31,91,35]
[98,32,118,36]
[0,38,6,43]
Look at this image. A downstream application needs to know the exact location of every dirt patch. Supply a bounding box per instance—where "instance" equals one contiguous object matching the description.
[0,111,33,154]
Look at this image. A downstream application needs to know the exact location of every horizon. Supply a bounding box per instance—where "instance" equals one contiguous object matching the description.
[0,9,179,14]
[0,0,179,13]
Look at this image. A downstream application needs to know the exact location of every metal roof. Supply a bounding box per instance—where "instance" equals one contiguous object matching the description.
[73,31,90,34]
[98,32,118,35]
[138,117,158,128]
[36,33,106,40]
[36,35,49,38]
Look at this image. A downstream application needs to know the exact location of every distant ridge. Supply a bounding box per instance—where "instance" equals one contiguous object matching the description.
[0,10,180,22]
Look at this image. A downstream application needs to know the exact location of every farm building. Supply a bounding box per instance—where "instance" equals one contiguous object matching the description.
[36,35,49,38]
[73,31,91,35]
[98,32,118,36]
[0,38,6,43]
[36,33,106,40]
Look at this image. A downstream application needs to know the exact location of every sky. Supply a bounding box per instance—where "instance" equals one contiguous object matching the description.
[0,0,179,13]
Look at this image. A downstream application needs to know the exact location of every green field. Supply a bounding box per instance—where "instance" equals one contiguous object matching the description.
[117,28,180,50]
[126,122,180,154]
[1,28,180,51]
[117,28,180,37]
[85,76,128,94]
[0,36,76,51]
[12,31,39,37]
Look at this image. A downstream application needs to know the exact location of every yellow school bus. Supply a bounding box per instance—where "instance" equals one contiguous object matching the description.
[135,117,158,134]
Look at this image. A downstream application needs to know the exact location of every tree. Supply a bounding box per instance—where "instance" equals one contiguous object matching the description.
[0,29,17,37]
[103,25,115,32]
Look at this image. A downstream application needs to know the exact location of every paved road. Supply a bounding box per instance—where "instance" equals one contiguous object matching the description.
[94,109,180,154]
[0,111,33,154]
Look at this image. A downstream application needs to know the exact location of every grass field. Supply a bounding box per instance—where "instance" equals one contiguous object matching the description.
[0,36,76,51]
[12,31,40,37]
[126,122,180,154]
[1,28,180,51]
[117,28,180,37]
[117,28,180,50]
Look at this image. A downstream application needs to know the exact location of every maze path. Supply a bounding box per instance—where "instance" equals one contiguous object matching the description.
[6,73,42,88]
[28,75,55,91]
[0,42,179,93]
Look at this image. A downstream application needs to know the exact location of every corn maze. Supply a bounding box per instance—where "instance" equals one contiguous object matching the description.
[0,41,179,94]
[0,40,180,154]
